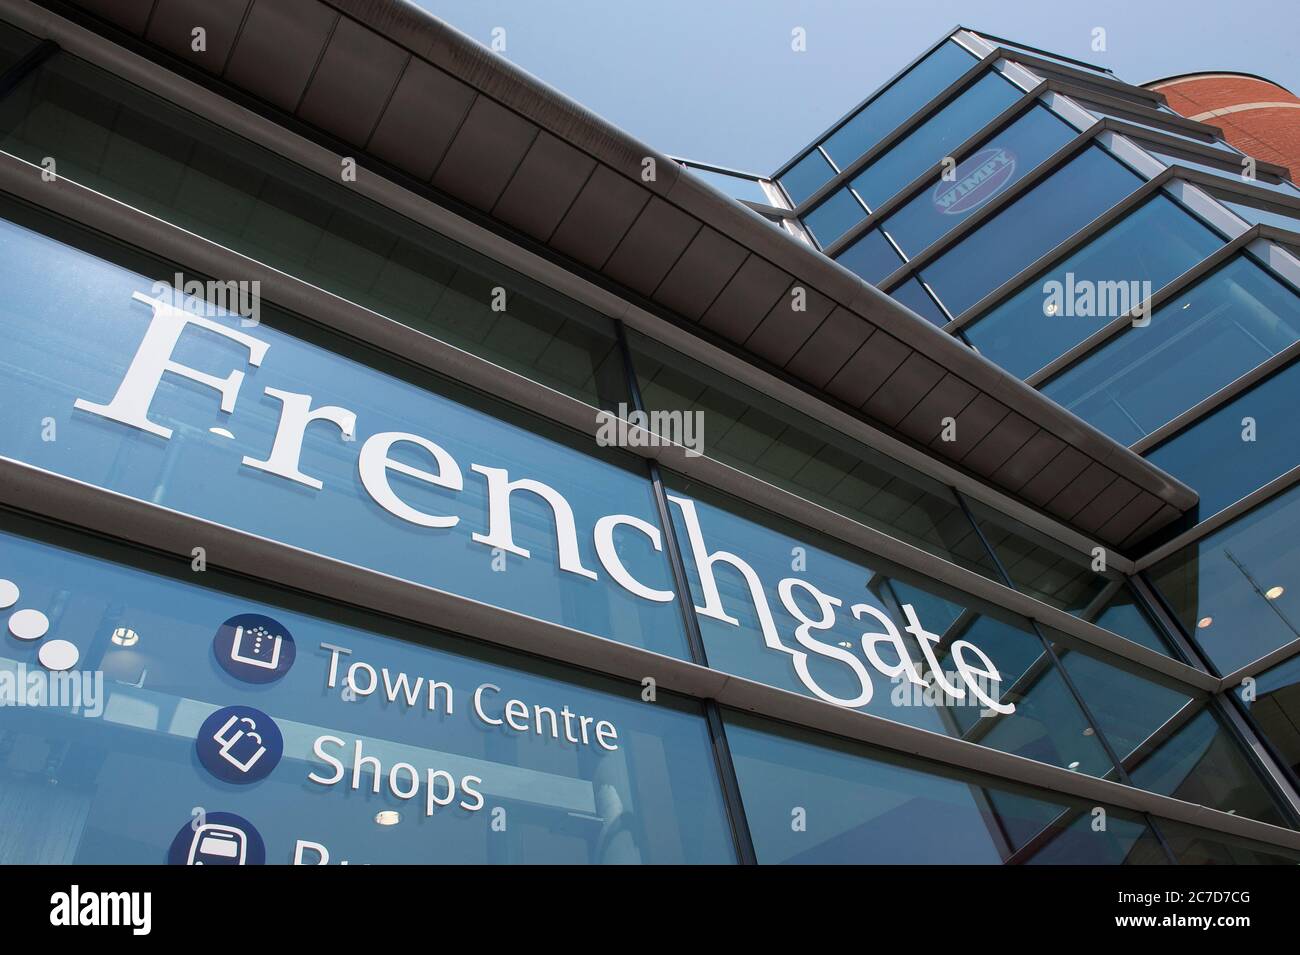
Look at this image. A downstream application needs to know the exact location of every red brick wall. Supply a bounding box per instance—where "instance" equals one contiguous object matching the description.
[1148,74,1300,178]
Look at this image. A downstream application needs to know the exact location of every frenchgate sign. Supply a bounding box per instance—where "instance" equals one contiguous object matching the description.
[70,292,1014,716]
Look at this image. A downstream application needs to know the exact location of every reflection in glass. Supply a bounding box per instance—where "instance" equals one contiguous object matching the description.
[850,71,1022,211]
[969,499,1176,655]
[1146,359,1300,520]
[836,226,905,285]
[1043,255,1300,446]
[882,104,1077,257]
[1148,485,1300,674]
[663,475,1118,776]
[921,146,1143,317]
[963,194,1223,379]
[0,52,625,408]
[0,203,688,660]
[1128,707,1291,827]
[821,40,977,169]
[803,187,867,248]
[778,149,836,207]
[0,515,736,864]
[627,330,1000,580]
[724,710,1157,863]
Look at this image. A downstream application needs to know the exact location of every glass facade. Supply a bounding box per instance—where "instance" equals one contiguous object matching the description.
[1,11,1298,866]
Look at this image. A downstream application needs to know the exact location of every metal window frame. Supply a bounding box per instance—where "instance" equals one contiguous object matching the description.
[792,49,1002,216]
[0,2,1149,577]
[771,26,969,182]
[4,4,1300,857]
[4,455,1296,852]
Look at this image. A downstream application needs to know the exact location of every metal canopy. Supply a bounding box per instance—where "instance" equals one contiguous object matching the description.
[64,0,1197,549]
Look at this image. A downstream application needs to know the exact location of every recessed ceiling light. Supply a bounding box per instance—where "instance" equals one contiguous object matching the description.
[375,810,400,826]
[1197,616,1213,629]
[1082,727,1095,736]
[111,627,140,647]
[1266,586,1285,600]
[1067,761,1081,770]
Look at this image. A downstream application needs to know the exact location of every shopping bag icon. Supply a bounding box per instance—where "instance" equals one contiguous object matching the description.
[211,714,267,774]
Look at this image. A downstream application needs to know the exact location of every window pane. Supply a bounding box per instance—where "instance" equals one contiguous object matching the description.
[682,165,770,204]
[836,226,904,284]
[1244,652,1300,781]
[921,145,1143,316]
[627,330,1000,580]
[883,104,1077,256]
[969,500,1177,655]
[1053,644,1191,759]
[778,149,836,206]
[724,710,1158,864]
[851,71,1023,211]
[663,475,1119,776]
[803,187,866,247]
[0,201,689,660]
[1146,359,1300,519]
[821,40,978,169]
[1092,587,1177,656]
[1042,255,1300,446]
[1155,819,1300,864]
[963,194,1223,379]
[890,277,949,326]
[0,514,735,864]
[1129,708,1291,827]
[0,52,626,408]
[1148,485,1300,675]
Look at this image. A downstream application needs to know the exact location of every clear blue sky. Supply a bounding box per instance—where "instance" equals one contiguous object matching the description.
[414,0,1299,175]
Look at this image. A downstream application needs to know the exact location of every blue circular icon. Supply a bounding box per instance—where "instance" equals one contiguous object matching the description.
[167,811,265,865]
[213,613,295,684]
[196,704,283,784]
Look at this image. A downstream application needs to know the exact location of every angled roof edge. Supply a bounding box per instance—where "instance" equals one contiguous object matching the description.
[53,0,1199,544]
[330,1,1195,507]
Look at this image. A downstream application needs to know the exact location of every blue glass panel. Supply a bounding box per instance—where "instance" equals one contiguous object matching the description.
[777,149,836,206]
[802,187,866,247]
[890,277,949,326]
[1055,646,1191,759]
[1042,255,1300,446]
[835,226,904,284]
[1146,360,1300,519]
[1148,484,1300,675]
[963,194,1223,379]
[1128,708,1290,827]
[662,476,1118,776]
[882,105,1078,256]
[0,53,625,408]
[851,70,1022,211]
[724,711,1159,863]
[0,516,734,864]
[920,145,1143,317]
[1221,198,1300,231]
[1092,588,1177,656]
[0,205,689,660]
[821,40,977,169]
[1244,653,1300,781]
